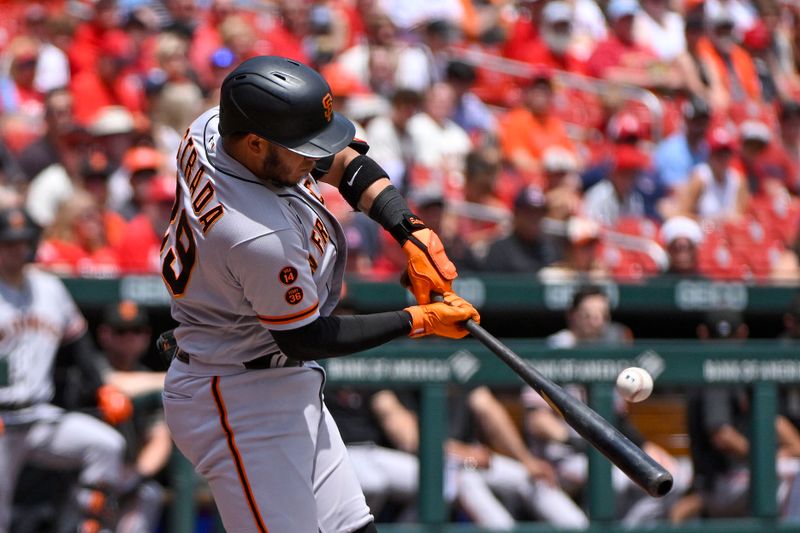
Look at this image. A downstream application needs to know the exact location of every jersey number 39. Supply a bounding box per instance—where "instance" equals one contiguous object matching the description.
[162,209,197,296]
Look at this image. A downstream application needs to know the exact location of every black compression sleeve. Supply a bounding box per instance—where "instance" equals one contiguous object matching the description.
[270,311,412,361]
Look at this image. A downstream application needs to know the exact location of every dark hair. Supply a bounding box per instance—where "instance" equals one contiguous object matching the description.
[446,60,477,84]
[391,89,422,107]
[569,286,607,311]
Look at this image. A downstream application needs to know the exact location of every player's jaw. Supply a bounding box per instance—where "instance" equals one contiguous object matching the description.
[260,144,317,187]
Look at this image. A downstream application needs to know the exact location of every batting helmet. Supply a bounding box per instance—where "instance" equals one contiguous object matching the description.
[219,56,355,159]
[0,207,40,244]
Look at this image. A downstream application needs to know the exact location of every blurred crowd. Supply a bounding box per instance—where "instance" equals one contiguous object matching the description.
[0,0,798,283]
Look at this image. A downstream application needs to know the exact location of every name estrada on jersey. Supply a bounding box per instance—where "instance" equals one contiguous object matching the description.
[160,107,347,371]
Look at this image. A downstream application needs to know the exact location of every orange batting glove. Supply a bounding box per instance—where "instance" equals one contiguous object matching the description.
[405,291,480,338]
[401,227,457,304]
[97,384,133,425]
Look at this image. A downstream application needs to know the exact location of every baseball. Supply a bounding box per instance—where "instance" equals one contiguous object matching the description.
[616,367,654,403]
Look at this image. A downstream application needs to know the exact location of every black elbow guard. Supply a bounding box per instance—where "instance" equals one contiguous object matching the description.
[338,155,388,210]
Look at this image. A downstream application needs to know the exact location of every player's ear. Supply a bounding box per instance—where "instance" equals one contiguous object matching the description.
[245,133,267,155]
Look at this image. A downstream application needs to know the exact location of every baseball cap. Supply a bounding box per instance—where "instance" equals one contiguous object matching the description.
[706,125,737,152]
[514,185,548,211]
[660,216,703,246]
[526,64,554,87]
[0,206,40,243]
[609,111,644,141]
[702,310,743,339]
[607,0,639,21]
[780,100,800,120]
[542,1,572,24]
[88,106,135,136]
[705,3,735,28]
[613,144,650,172]
[123,146,164,173]
[103,300,149,330]
[739,119,771,144]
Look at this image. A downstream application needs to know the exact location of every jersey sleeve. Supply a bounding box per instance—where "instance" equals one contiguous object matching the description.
[227,229,321,331]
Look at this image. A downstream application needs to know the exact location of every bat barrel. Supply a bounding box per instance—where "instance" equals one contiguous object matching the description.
[464,319,673,498]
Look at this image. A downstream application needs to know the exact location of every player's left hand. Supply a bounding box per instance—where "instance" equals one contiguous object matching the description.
[97,384,133,425]
[402,228,457,304]
[522,456,559,487]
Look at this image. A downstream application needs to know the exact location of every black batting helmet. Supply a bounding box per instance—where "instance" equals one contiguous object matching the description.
[219,56,355,159]
[0,207,39,244]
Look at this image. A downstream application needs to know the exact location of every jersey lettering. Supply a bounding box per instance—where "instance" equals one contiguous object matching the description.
[307,253,318,274]
[310,217,330,254]
[199,205,225,234]
[162,210,197,296]
[279,266,298,285]
[285,287,304,305]
[192,182,215,213]
[303,180,325,204]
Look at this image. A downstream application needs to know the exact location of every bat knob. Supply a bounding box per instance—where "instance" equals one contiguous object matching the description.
[650,472,674,497]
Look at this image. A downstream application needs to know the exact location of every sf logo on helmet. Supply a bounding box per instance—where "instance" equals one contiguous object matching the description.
[322,93,333,122]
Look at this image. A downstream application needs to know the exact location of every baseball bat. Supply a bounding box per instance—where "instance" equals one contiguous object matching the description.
[463,319,673,497]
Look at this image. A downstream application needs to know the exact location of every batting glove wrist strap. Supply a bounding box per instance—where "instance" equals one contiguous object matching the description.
[339,155,387,210]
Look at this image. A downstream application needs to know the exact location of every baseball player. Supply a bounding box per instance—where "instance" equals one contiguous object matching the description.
[0,205,128,533]
[159,55,479,533]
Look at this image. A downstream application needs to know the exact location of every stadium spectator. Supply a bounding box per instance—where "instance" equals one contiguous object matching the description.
[583,144,653,227]
[460,147,509,246]
[94,301,171,533]
[695,5,761,114]
[162,0,200,39]
[364,89,421,190]
[541,146,582,218]
[510,1,589,75]
[37,190,120,276]
[0,36,45,122]
[704,0,758,37]
[444,60,497,139]
[115,146,165,220]
[538,217,608,283]
[741,18,785,104]
[634,0,686,62]
[78,152,127,247]
[406,82,472,195]
[17,87,83,182]
[23,4,72,95]
[659,215,704,277]
[586,0,662,88]
[70,37,145,126]
[654,95,712,191]
[337,8,433,95]
[480,185,560,273]
[675,125,750,221]
[115,174,176,274]
[738,118,796,198]
[498,69,576,180]
[781,292,800,342]
[778,99,800,191]
[412,188,482,273]
[188,0,243,88]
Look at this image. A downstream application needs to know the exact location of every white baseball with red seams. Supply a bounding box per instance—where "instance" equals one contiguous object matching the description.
[616,367,654,402]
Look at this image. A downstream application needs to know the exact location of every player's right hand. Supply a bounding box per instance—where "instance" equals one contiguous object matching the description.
[404,292,480,339]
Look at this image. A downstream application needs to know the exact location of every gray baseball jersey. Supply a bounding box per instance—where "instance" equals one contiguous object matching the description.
[161,108,372,533]
[0,267,85,424]
[162,107,347,370]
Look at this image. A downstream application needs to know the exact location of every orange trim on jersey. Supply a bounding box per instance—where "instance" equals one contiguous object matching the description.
[256,301,319,325]
[211,376,269,533]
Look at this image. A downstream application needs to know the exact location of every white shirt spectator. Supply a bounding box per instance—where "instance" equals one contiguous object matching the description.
[378,0,463,30]
[365,113,410,189]
[634,8,686,61]
[407,111,471,188]
[34,43,70,93]
[693,162,744,220]
[337,43,433,94]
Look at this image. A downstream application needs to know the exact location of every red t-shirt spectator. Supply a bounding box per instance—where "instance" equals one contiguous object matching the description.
[586,35,657,80]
